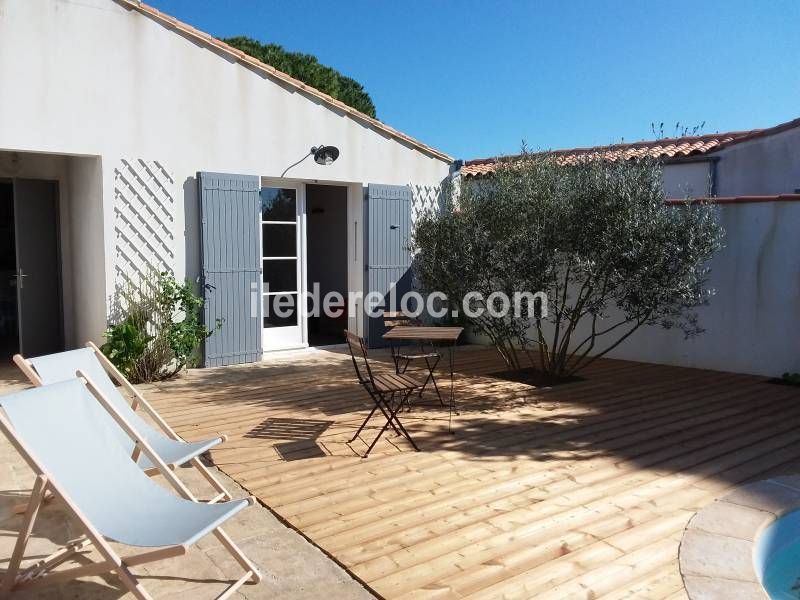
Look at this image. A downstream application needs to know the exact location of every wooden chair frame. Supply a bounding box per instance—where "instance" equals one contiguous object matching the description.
[0,374,261,599]
[382,311,443,406]
[344,331,420,457]
[13,341,232,504]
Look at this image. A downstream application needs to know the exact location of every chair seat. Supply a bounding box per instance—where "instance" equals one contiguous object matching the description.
[28,348,227,471]
[0,380,250,548]
[398,352,440,361]
[372,372,423,393]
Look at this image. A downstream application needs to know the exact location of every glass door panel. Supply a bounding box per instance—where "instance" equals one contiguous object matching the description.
[261,188,296,221]
[260,185,304,350]
[263,293,299,327]
[262,258,297,293]
[262,224,296,258]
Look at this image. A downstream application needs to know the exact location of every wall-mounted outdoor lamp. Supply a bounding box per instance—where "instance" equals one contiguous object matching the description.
[280,144,340,177]
[312,145,339,166]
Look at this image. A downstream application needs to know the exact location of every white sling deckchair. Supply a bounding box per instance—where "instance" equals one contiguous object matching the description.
[14,341,231,502]
[0,377,261,599]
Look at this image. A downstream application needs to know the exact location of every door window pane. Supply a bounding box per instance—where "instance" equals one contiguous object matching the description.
[261,188,296,222]
[263,259,297,293]
[264,293,298,327]
[260,185,299,331]
[262,224,296,258]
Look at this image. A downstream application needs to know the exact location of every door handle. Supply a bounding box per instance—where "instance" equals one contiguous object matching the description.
[13,269,28,289]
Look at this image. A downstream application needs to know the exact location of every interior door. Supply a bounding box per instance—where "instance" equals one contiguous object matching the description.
[13,179,63,356]
[260,182,305,351]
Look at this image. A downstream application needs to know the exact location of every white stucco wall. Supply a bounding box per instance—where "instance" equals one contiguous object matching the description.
[599,200,800,377]
[464,118,800,377]
[468,199,800,378]
[714,126,800,196]
[463,135,800,377]
[66,156,106,344]
[0,0,451,344]
[662,160,712,198]
[617,127,800,376]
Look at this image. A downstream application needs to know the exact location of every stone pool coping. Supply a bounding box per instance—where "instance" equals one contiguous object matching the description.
[679,475,800,599]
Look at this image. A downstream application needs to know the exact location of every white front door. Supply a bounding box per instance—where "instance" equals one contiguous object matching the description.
[260,182,305,351]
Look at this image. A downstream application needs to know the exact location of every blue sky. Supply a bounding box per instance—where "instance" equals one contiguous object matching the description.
[147,1,799,160]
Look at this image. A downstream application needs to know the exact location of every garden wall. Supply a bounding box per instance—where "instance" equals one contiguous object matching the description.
[598,198,800,377]
[465,198,800,378]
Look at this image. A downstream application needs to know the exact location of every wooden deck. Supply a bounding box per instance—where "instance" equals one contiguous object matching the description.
[147,345,800,599]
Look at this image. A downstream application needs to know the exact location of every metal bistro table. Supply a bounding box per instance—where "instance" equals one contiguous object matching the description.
[382,326,464,432]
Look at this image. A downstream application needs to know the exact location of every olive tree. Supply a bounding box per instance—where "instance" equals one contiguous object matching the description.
[412,152,724,380]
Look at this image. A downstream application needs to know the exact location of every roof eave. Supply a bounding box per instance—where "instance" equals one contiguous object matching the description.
[114,0,453,164]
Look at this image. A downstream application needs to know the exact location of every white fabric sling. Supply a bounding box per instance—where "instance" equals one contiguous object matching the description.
[0,379,260,598]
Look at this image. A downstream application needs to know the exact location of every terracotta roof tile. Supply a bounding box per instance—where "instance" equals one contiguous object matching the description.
[462,117,800,177]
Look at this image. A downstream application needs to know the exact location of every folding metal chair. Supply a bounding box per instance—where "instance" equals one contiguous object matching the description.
[344,330,421,457]
[382,311,443,405]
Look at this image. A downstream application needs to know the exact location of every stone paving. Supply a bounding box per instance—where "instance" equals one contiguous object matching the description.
[680,475,800,600]
[0,367,375,600]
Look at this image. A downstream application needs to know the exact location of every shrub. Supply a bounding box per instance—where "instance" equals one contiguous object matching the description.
[102,271,219,383]
[223,36,377,118]
[412,152,724,380]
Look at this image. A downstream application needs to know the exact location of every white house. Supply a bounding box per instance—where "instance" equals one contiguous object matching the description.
[460,119,800,377]
[0,0,452,365]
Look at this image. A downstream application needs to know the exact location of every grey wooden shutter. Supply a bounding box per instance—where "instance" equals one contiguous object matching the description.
[198,172,262,366]
[364,183,413,347]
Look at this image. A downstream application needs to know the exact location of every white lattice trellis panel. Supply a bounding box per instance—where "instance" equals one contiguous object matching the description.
[410,183,443,226]
[113,159,176,288]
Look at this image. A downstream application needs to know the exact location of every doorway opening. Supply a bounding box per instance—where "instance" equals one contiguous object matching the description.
[0,182,18,357]
[0,178,63,358]
[306,184,348,347]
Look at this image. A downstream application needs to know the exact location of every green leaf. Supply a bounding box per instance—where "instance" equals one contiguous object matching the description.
[100,271,221,383]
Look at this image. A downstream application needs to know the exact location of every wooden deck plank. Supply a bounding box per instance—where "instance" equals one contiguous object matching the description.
[300,382,788,535]
[331,405,800,583]
[145,345,800,599]
[357,427,800,595]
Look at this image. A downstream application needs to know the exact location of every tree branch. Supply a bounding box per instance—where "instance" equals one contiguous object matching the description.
[566,310,653,375]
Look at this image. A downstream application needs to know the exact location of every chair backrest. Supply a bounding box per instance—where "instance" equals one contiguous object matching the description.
[25,347,150,455]
[382,310,422,329]
[383,311,412,329]
[344,330,374,385]
[0,379,212,547]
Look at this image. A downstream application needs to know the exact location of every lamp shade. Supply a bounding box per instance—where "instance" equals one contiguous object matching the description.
[312,145,340,166]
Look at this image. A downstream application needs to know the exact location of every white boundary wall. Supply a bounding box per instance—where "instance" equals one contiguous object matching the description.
[601,199,800,377]
[592,127,800,377]
[463,126,800,377]
[466,198,800,378]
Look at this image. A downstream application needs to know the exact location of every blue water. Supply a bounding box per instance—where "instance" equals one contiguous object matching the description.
[762,543,800,599]
[757,509,800,599]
